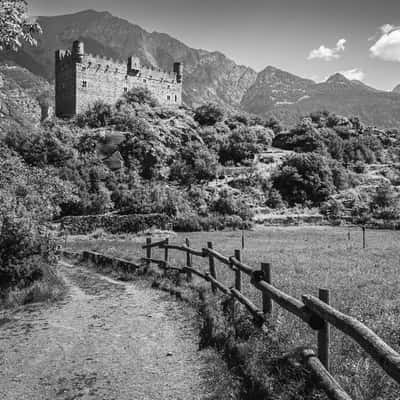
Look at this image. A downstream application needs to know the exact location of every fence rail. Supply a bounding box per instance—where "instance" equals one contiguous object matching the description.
[141,237,400,400]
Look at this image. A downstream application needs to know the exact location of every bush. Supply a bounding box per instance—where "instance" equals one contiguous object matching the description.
[320,199,345,220]
[272,153,335,206]
[265,189,285,209]
[117,87,159,108]
[170,142,219,185]
[118,183,192,217]
[118,128,166,179]
[76,100,113,128]
[220,127,264,165]
[0,214,58,291]
[211,189,254,220]
[6,128,74,168]
[173,214,250,232]
[371,183,397,210]
[272,123,325,154]
[343,134,383,164]
[194,103,225,126]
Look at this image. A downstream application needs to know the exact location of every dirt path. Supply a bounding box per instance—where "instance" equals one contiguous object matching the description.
[0,262,214,400]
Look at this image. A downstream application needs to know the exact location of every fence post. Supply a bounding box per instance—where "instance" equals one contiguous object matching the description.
[208,242,217,293]
[146,237,152,269]
[362,227,366,249]
[242,230,245,249]
[318,288,330,371]
[234,249,242,292]
[185,238,192,282]
[261,263,272,314]
[164,238,169,264]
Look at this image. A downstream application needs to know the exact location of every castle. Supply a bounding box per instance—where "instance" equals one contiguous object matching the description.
[55,41,183,118]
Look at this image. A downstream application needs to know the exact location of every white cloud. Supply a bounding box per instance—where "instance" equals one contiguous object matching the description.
[370,26,400,62]
[339,68,366,81]
[308,38,347,61]
[381,24,395,34]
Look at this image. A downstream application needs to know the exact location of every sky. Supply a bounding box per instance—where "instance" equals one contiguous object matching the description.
[29,0,400,91]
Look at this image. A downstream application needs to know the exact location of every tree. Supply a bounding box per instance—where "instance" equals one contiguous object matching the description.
[194,103,224,126]
[0,1,41,51]
[170,142,219,185]
[117,87,159,108]
[272,153,335,206]
[76,100,113,128]
[219,127,263,165]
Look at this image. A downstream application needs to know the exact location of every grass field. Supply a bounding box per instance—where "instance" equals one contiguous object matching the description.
[68,226,400,399]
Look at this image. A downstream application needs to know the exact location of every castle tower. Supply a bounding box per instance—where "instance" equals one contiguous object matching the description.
[72,40,84,63]
[127,56,141,76]
[173,62,183,83]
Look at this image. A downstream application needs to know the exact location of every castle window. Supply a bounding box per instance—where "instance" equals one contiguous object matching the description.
[82,81,87,88]
[124,87,128,92]
[167,95,171,101]
[175,95,178,102]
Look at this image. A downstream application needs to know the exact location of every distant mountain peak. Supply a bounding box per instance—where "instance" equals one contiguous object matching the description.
[393,84,400,93]
[326,73,350,84]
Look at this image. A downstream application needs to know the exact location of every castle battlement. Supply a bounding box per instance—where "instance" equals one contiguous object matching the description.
[55,40,183,118]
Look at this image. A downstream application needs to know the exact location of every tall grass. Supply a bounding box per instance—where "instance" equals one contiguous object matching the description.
[1,263,66,309]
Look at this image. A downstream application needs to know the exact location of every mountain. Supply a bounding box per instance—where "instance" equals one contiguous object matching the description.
[0,9,256,111]
[240,66,315,115]
[242,71,400,128]
[2,9,400,129]
[393,84,400,94]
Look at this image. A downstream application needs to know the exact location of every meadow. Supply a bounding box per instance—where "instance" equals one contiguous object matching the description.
[68,226,400,399]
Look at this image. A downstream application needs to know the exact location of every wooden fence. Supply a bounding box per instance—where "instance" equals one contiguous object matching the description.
[142,237,400,400]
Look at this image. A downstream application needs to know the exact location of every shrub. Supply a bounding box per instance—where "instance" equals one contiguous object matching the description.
[76,100,113,128]
[220,127,264,165]
[272,124,325,154]
[0,213,58,291]
[117,87,159,108]
[173,214,250,232]
[265,189,285,209]
[320,199,345,220]
[194,103,225,126]
[6,128,74,168]
[211,189,254,220]
[272,153,335,206]
[353,161,366,173]
[170,143,219,185]
[199,125,229,154]
[343,134,383,164]
[371,183,397,210]
[118,128,166,179]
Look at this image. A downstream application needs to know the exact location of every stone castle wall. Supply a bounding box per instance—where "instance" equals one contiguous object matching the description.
[55,42,183,117]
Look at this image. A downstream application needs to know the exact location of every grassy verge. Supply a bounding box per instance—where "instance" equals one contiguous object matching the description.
[0,263,66,309]
[67,225,400,399]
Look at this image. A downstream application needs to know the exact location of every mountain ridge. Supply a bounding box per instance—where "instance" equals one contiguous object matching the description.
[1,9,400,128]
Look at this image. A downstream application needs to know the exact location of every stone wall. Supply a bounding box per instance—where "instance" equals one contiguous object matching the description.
[61,213,170,235]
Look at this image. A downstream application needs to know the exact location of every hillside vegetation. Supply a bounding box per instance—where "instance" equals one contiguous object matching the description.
[2,85,400,303]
